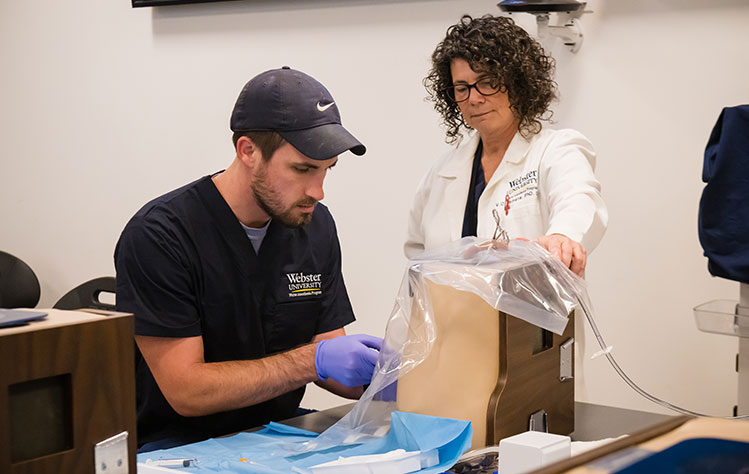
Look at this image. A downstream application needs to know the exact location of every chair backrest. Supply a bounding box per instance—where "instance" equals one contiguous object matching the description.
[0,251,41,308]
[53,276,116,311]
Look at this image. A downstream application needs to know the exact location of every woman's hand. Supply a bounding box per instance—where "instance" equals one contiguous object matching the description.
[535,233,587,276]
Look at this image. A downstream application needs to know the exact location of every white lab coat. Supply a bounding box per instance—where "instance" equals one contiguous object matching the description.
[405,128,608,259]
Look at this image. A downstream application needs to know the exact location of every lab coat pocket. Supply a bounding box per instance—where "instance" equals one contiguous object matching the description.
[505,201,543,241]
[264,300,322,354]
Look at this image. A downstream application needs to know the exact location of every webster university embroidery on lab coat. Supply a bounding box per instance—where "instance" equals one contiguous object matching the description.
[504,170,538,215]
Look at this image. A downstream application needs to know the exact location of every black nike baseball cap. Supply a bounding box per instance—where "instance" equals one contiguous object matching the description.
[230,67,366,160]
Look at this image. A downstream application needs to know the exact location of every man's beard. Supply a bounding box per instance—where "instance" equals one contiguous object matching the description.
[252,166,316,228]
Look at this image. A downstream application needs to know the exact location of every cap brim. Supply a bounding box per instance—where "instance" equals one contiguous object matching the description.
[279,123,366,161]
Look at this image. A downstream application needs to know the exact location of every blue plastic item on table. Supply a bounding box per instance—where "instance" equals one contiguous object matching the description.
[0,309,48,328]
[613,438,749,474]
[137,411,471,473]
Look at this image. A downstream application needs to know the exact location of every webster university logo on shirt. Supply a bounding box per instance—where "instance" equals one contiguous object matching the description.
[286,272,323,298]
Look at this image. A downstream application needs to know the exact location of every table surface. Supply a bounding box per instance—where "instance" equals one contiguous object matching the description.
[280,402,674,442]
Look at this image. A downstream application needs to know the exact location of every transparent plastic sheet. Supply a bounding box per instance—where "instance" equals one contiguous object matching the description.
[306,237,586,452]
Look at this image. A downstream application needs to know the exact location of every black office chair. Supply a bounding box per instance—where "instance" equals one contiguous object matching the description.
[0,251,41,308]
[54,276,116,311]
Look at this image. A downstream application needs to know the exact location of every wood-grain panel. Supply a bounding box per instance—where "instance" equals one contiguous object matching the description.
[1,311,136,474]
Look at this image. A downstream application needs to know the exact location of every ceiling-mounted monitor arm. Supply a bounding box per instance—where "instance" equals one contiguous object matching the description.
[498,1,591,53]
[535,11,585,53]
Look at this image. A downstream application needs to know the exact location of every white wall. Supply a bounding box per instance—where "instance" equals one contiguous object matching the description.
[1,0,747,417]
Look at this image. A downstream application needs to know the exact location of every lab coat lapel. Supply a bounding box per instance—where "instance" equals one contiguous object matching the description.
[483,132,530,192]
[437,133,480,242]
[477,132,531,238]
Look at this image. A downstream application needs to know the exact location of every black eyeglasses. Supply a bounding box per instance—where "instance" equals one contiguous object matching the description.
[447,77,503,103]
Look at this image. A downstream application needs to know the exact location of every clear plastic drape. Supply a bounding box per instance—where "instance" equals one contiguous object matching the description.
[307,237,587,452]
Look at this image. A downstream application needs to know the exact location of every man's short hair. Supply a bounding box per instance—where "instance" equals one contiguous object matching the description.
[232,131,286,161]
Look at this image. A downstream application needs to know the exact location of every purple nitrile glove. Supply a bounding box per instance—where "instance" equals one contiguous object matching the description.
[315,334,383,387]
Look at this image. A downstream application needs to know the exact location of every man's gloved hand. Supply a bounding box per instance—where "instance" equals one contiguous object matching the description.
[314,334,383,387]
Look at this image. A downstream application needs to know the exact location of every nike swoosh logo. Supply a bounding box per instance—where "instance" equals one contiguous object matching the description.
[316,101,335,112]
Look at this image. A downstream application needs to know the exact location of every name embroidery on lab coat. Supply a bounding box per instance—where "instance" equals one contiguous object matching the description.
[504,170,538,215]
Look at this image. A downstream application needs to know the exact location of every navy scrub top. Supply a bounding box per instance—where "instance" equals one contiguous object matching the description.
[114,175,355,447]
[462,140,486,237]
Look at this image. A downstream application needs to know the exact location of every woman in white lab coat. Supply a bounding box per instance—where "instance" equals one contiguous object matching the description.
[406,14,608,275]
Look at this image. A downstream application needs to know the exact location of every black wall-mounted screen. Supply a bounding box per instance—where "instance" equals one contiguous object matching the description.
[132,0,239,7]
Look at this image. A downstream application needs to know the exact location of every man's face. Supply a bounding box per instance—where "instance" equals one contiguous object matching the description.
[251,143,337,228]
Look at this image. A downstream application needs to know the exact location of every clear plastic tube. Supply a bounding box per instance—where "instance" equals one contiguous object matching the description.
[576,292,749,420]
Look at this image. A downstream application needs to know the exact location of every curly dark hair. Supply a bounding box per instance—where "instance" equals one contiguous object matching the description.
[425,14,557,143]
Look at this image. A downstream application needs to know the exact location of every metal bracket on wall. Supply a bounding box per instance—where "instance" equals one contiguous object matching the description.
[94,431,129,474]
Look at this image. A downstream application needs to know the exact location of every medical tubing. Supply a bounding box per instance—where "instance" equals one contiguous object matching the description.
[577,294,749,420]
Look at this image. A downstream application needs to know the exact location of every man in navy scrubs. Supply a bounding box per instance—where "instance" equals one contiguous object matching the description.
[115,67,382,451]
